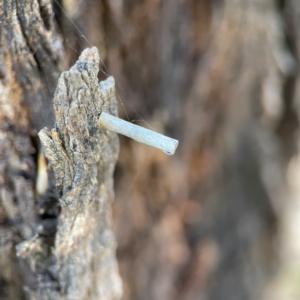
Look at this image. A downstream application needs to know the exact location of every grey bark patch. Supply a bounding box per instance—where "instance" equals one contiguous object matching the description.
[34,47,122,300]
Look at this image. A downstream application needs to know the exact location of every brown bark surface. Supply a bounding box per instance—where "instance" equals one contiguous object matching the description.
[59,0,300,299]
[0,0,63,299]
[0,1,121,300]
[2,0,300,300]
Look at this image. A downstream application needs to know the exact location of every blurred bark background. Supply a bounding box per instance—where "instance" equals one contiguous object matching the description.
[1,0,300,299]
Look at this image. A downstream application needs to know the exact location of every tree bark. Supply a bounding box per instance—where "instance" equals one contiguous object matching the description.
[36,47,122,300]
[2,0,300,299]
[0,1,121,299]
[0,0,63,298]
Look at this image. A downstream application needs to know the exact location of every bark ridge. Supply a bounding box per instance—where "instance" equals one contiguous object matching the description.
[19,47,122,300]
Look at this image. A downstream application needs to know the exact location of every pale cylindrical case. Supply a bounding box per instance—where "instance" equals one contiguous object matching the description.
[98,112,178,155]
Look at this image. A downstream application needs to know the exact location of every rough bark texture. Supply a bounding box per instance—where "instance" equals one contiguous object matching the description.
[36,47,122,300]
[2,0,300,299]
[1,1,121,299]
[0,0,63,299]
